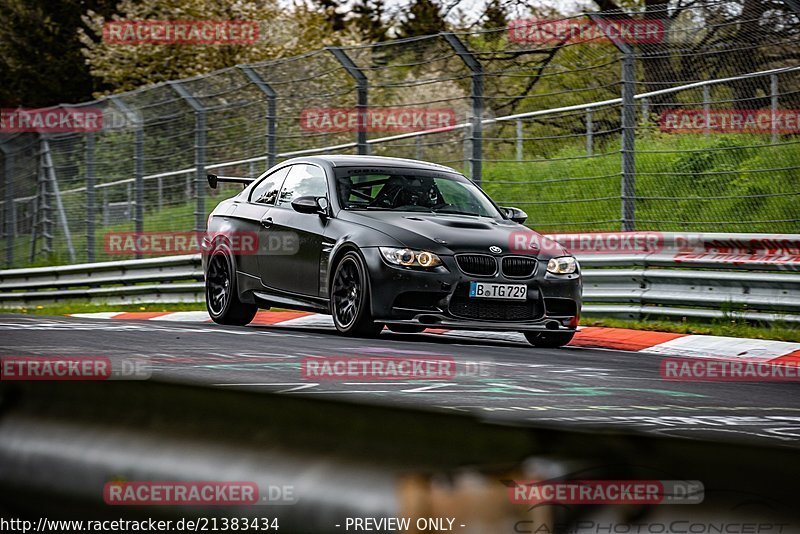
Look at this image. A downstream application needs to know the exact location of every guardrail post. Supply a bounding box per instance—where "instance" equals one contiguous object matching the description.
[238,65,277,169]
[327,47,368,155]
[169,81,207,232]
[589,14,636,231]
[0,141,14,268]
[110,96,144,257]
[443,33,483,187]
[86,131,96,262]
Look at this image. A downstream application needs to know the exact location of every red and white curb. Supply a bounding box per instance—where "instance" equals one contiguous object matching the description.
[70,310,800,364]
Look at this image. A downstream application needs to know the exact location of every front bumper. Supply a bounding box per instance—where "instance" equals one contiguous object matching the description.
[362,248,581,333]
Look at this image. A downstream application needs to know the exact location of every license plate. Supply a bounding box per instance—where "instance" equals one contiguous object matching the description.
[469,281,527,300]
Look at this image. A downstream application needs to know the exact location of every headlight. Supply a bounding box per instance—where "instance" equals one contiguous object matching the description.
[379,247,443,269]
[547,256,578,274]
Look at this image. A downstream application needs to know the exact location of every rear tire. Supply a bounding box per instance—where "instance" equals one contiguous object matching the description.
[331,251,383,337]
[524,331,575,348]
[206,245,258,326]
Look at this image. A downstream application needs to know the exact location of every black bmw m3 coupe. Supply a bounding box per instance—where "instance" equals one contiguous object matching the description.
[203,155,581,347]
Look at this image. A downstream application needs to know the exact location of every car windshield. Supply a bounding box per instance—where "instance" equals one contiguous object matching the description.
[335,168,503,218]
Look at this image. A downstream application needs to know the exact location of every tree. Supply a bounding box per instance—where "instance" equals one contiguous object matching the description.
[0,0,117,107]
[352,0,390,42]
[312,0,347,32]
[481,0,510,31]
[78,0,338,95]
[396,0,449,38]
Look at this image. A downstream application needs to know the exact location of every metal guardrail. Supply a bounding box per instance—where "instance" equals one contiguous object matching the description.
[0,254,203,307]
[1,233,799,322]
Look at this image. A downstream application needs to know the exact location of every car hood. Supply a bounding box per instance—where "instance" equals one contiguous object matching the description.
[341,211,567,258]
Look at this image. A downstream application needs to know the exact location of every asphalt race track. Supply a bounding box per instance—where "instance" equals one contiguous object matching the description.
[2,314,799,447]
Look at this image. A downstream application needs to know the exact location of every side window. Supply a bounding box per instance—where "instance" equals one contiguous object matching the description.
[277,164,328,208]
[249,166,291,204]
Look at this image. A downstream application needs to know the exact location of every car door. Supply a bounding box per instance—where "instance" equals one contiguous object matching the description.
[257,163,330,296]
[232,165,290,276]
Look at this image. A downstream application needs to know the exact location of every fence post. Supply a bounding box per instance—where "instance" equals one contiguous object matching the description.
[702,84,710,138]
[239,65,278,169]
[770,74,779,144]
[102,187,109,225]
[590,13,636,232]
[443,33,483,187]
[327,47,368,155]
[127,183,133,219]
[0,141,13,268]
[86,131,96,262]
[110,96,145,257]
[463,115,473,176]
[169,81,207,233]
[586,108,594,156]
[41,136,75,262]
[516,119,523,162]
[415,135,423,160]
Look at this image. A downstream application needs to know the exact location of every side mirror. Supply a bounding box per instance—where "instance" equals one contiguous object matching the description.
[503,206,528,224]
[291,196,326,215]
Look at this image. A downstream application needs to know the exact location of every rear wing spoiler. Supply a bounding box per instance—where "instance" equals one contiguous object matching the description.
[207,173,255,189]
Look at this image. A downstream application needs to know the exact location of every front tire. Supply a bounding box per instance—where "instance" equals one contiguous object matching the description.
[331,251,383,337]
[524,331,575,348]
[206,246,258,326]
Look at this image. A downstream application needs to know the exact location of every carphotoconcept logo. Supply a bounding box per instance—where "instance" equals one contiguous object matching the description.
[1,108,103,133]
[103,21,259,45]
[300,108,457,133]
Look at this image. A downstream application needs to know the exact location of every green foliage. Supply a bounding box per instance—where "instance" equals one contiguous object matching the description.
[78,0,338,95]
[482,133,800,232]
[0,0,117,106]
[396,0,448,39]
